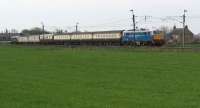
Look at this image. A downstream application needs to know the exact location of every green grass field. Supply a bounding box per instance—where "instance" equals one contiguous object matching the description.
[0,45,200,108]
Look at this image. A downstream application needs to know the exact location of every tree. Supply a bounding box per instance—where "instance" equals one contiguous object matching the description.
[159,26,172,34]
[21,29,30,35]
[21,27,50,35]
[55,29,63,34]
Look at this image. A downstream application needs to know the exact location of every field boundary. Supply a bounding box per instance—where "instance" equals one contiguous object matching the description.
[1,43,200,53]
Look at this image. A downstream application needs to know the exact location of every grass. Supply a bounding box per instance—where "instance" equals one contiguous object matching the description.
[165,43,200,48]
[0,45,200,108]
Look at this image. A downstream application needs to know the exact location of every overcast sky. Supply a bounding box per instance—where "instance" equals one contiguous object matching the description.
[0,0,200,33]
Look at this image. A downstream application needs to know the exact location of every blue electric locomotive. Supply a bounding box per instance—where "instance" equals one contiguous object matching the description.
[122,30,153,45]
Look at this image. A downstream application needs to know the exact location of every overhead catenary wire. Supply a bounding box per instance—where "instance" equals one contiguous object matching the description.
[34,14,200,33]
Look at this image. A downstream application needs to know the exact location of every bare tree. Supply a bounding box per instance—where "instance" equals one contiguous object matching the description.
[159,26,172,34]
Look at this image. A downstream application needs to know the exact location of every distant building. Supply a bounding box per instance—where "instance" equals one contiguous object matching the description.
[0,34,11,41]
[168,26,194,44]
[193,33,200,43]
[0,33,20,41]
[197,33,200,38]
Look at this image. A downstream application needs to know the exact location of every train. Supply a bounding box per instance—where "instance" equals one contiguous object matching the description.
[11,30,165,46]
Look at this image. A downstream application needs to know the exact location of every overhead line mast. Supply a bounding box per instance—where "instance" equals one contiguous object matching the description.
[182,10,187,48]
[41,22,45,36]
[130,9,136,46]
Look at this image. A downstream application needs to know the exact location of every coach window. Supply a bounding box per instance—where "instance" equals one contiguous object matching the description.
[107,34,110,39]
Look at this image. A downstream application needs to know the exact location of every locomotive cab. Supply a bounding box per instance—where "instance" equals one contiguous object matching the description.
[152,31,165,46]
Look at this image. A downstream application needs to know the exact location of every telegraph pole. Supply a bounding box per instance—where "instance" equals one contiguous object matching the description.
[130,9,136,46]
[182,10,187,48]
[145,16,147,23]
[76,22,79,33]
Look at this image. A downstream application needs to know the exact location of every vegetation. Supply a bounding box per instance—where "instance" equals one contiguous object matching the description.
[165,43,200,48]
[21,27,50,35]
[0,45,200,108]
